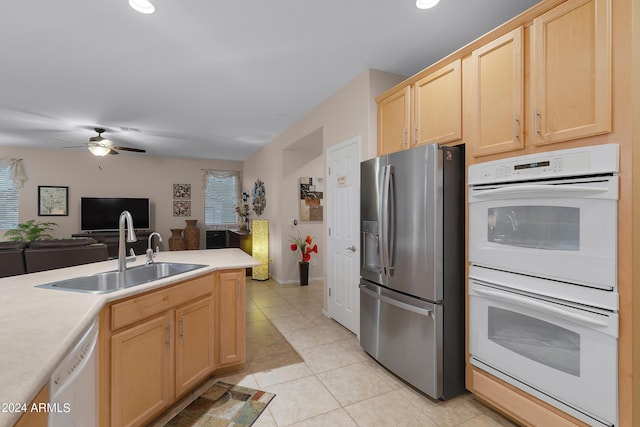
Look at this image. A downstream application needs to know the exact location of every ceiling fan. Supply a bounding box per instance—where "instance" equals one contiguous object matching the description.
[64,128,147,156]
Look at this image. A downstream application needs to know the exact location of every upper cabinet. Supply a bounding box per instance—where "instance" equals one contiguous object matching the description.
[377,86,411,155]
[377,59,462,156]
[469,0,611,158]
[531,0,611,146]
[414,59,462,147]
[469,27,524,157]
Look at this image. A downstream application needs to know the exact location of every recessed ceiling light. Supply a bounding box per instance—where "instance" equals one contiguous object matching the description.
[129,0,155,14]
[416,0,440,9]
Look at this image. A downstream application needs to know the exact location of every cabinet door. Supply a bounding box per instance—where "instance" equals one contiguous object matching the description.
[414,59,462,146]
[175,296,215,397]
[217,270,246,366]
[377,85,411,155]
[470,27,524,157]
[531,0,611,146]
[111,313,173,427]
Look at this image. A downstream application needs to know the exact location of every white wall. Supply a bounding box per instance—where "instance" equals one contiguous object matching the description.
[243,69,405,292]
[0,146,242,248]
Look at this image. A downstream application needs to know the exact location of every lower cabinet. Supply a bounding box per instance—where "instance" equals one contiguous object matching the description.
[111,313,174,427]
[175,297,215,397]
[99,270,244,427]
[216,269,246,367]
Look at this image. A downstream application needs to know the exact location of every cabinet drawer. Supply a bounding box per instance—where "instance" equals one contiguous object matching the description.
[472,368,588,427]
[111,274,213,330]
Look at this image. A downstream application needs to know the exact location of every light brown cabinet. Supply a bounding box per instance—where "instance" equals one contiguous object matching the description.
[413,59,462,147]
[530,0,611,146]
[99,270,244,427]
[111,312,173,427]
[469,0,611,158]
[377,86,411,154]
[175,296,215,397]
[469,27,524,156]
[377,59,461,155]
[216,269,246,367]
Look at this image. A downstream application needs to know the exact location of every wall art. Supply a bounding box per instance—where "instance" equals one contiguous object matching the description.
[299,177,323,222]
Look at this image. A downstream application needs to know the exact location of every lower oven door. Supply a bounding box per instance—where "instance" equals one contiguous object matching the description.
[469,279,618,426]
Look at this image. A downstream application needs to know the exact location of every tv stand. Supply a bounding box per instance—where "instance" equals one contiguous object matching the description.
[73,231,154,259]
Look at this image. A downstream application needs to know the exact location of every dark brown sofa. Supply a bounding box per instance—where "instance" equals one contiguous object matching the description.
[23,238,109,274]
[0,242,28,278]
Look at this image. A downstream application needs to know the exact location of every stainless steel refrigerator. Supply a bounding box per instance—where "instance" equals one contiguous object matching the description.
[359,143,465,400]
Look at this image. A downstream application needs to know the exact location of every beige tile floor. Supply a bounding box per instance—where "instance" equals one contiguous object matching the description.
[213,278,519,427]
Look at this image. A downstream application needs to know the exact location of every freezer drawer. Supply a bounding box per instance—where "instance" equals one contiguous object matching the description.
[360,282,443,399]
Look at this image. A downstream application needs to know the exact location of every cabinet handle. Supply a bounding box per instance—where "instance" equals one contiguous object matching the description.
[180,315,185,340]
[402,128,407,148]
[534,108,541,135]
[167,322,172,346]
[513,114,519,141]
[236,278,240,298]
[414,126,418,145]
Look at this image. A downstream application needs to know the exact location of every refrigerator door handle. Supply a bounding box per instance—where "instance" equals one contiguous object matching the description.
[380,165,390,276]
[380,165,396,276]
[360,285,432,317]
[388,164,396,272]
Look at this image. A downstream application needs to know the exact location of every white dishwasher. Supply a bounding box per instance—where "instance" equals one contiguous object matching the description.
[49,318,98,427]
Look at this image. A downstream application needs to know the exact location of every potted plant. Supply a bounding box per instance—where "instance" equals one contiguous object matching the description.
[289,231,318,286]
[3,219,57,242]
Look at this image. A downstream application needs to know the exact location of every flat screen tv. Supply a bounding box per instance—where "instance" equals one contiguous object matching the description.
[81,197,150,231]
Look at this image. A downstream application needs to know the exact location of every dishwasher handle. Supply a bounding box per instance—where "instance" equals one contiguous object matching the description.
[50,319,99,397]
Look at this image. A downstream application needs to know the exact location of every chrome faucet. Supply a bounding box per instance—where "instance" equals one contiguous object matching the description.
[118,211,137,272]
[146,232,163,264]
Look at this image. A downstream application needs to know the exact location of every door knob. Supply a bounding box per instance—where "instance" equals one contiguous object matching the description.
[346,246,356,253]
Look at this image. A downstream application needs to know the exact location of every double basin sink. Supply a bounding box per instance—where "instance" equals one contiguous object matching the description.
[37,262,208,294]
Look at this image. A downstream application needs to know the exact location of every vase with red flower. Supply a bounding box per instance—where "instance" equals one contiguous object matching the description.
[289,231,318,286]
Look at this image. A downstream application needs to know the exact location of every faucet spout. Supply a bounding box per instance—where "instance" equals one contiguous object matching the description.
[118,211,137,272]
[146,232,163,264]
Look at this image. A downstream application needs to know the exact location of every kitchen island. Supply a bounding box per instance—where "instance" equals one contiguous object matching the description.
[0,248,258,427]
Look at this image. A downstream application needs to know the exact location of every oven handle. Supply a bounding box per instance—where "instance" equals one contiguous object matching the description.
[471,286,609,328]
[471,184,609,199]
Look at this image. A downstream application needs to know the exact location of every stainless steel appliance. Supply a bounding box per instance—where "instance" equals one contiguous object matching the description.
[468,144,619,427]
[359,143,465,400]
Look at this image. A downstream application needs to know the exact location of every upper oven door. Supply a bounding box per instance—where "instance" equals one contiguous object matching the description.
[469,175,618,290]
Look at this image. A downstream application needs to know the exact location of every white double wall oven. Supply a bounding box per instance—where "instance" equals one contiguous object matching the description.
[468,144,619,427]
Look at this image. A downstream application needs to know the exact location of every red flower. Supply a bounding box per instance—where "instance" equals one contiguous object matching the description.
[303,252,311,262]
[290,243,298,251]
[305,235,313,245]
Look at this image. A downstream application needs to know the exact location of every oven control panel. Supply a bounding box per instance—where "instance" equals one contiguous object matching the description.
[469,144,619,184]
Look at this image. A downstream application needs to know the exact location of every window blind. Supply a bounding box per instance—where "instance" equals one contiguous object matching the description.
[0,166,19,229]
[204,170,240,226]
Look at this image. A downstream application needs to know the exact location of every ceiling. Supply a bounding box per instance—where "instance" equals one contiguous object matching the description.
[0,0,540,161]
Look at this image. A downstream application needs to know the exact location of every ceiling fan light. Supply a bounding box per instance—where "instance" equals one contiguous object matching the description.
[416,0,440,9]
[129,0,155,14]
[88,145,111,156]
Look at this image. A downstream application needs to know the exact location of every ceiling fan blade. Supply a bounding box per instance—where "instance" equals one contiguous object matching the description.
[60,145,88,149]
[108,149,119,155]
[112,146,146,153]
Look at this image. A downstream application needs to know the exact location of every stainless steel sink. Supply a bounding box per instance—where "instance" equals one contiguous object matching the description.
[36,262,208,294]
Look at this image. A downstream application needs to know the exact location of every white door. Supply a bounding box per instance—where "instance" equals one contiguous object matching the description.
[326,136,360,335]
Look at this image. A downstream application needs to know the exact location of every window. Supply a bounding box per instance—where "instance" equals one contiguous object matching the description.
[0,165,19,229]
[204,170,241,226]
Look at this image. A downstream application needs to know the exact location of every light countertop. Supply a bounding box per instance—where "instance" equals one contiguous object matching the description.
[0,248,258,427]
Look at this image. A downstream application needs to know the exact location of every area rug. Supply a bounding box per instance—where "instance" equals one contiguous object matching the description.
[165,381,275,426]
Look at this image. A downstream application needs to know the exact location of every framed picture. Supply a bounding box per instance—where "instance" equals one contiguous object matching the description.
[38,186,69,216]
[299,177,323,222]
[173,200,191,217]
[173,183,191,200]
